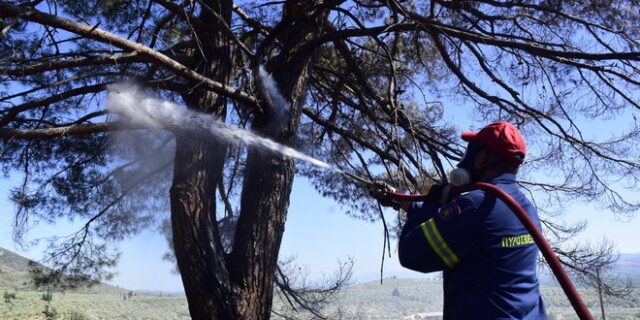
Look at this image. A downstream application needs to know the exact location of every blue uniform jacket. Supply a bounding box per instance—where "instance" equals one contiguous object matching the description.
[399,173,547,319]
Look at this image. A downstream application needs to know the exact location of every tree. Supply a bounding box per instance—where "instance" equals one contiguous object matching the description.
[555,239,633,320]
[2,0,640,319]
[3,291,16,303]
[42,304,59,320]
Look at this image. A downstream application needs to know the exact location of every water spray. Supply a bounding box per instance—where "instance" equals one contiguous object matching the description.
[106,84,337,172]
[257,65,290,130]
[105,80,592,319]
[106,84,377,187]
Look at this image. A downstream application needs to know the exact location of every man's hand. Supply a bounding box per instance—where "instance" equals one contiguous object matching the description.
[368,181,402,210]
[424,184,454,205]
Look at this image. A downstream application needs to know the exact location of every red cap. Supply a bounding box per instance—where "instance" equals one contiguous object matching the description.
[461,121,526,164]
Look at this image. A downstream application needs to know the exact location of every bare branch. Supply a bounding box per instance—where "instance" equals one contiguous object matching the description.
[2,51,185,77]
[0,122,138,139]
[0,82,111,127]
[0,2,258,108]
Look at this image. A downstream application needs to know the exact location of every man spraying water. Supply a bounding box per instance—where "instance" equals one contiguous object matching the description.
[373,121,547,319]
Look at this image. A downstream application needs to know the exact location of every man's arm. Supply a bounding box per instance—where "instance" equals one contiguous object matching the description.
[398,194,481,273]
[399,201,411,212]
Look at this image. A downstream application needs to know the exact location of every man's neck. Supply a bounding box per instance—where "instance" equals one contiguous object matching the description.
[480,169,514,182]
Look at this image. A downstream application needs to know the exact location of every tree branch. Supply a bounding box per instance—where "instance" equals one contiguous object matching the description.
[1,51,192,76]
[0,122,137,139]
[0,2,259,108]
[409,14,640,61]
[0,82,111,127]
[151,0,205,31]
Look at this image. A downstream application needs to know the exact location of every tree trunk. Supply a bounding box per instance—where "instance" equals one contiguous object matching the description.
[169,0,238,319]
[597,268,606,320]
[169,1,328,318]
[171,135,238,319]
[229,6,327,315]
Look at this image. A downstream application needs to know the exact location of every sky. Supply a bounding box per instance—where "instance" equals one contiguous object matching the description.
[2,2,639,295]
[1,93,640,293]
[0,173,412,292]
[1,144,639,293]
[1,42,639,293]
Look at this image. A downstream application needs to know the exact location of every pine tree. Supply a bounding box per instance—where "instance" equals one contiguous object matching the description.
[2,1,640,318]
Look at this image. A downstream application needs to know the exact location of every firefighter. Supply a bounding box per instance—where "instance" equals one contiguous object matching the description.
[375,121,547,319]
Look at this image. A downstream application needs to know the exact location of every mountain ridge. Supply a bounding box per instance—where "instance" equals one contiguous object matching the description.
[0,246,125,294]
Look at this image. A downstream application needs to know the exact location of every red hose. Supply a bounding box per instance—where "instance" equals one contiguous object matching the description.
[389,182,594,320]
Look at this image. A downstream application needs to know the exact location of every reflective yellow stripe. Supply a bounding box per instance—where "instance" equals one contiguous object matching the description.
[419,219,460,268]
[420,222,454,267]
[428,219,460,266]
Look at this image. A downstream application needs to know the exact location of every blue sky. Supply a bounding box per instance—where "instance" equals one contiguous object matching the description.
[1,61,639,293]
[1,95,640,292]
[1,160,639,292]
[2,5,638,294]
[0,173,409,292]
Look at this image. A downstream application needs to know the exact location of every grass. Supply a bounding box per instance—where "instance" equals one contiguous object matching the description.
[3,244,640,319]
[1,291,189,320]
[273,278,640,320]
[2,279,639,320]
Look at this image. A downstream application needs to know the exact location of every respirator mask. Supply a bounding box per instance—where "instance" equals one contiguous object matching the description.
[449,142,483,186]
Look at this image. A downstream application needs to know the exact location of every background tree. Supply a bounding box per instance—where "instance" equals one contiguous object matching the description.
[1,0,640,319]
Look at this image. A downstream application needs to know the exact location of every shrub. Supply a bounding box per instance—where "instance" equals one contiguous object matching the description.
[42,292,53,302]
[3,291,16,303]
[64,310,90,320]
[42,305,59,320]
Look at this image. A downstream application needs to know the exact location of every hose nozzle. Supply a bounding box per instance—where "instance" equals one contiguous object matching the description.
[367,180,396,198]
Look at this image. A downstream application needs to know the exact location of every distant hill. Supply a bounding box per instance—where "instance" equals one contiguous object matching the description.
[617,253,640,284]
[284,256,640,319]
[0,246,125,294]
[0,247,37,289]
[276,277,640,320]
[2,247,638,319]
[538,252,640,287]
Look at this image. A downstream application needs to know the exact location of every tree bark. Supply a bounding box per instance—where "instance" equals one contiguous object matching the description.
[170,1,328,318]
[171,135,237,319]
[229,3,329,318]
[169,1,238,319]
[597,268,607,320]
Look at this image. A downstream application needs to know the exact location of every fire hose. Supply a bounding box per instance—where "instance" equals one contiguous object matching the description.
[345,171,594,320]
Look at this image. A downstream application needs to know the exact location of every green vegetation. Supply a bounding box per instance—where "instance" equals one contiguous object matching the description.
[2,247,639,319]
[274,278,640,320]
[1,278,639,319]
[1,290,189,320]
[1,247,189,319]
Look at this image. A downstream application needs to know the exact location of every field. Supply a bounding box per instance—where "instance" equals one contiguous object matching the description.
[1,291,189,320]
[310,278,640,320]
[1,247,190,320]
[2,248,640,319]
[2,279,640,319]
